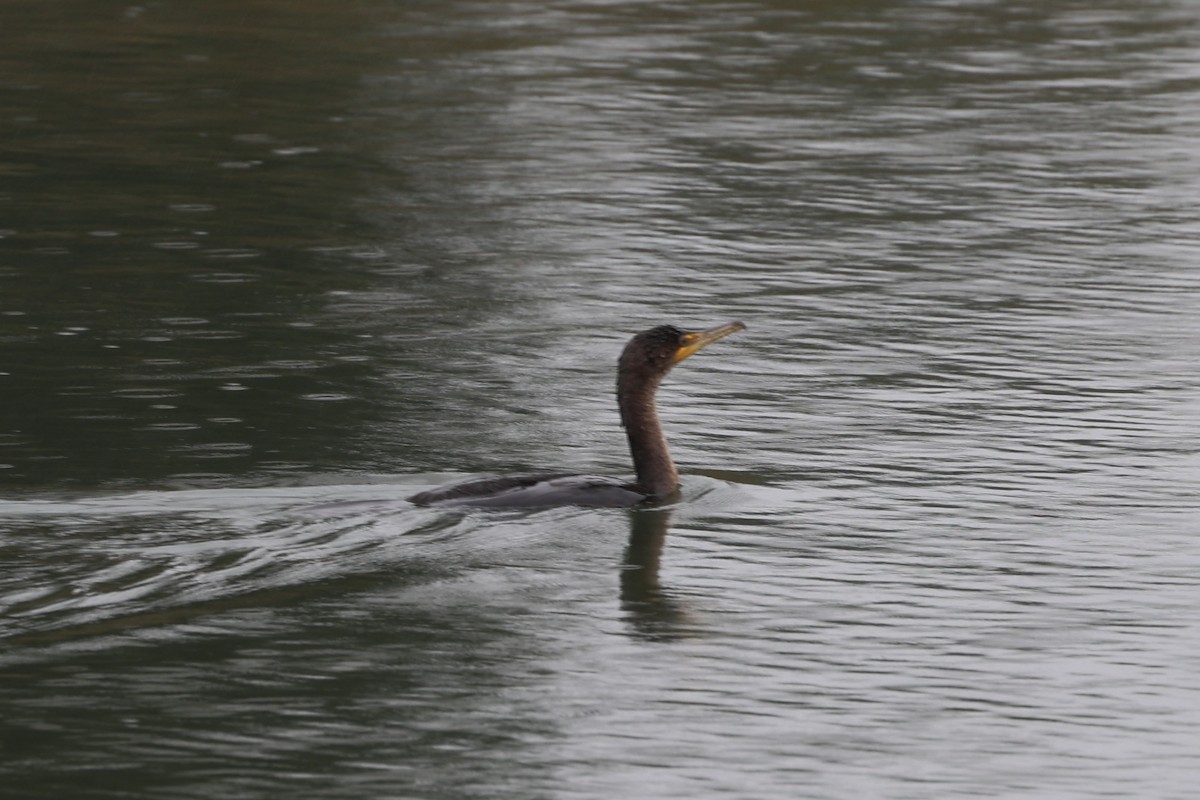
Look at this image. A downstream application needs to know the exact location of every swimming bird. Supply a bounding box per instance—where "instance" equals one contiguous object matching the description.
[407,321,745,508]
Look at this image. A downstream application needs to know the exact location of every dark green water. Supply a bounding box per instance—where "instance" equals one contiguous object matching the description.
[3,1,1199,798]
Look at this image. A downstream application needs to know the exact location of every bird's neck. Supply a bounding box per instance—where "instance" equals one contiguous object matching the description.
[617,370,678,499]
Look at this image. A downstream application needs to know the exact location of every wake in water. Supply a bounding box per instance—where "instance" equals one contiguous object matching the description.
[0,484,455,650]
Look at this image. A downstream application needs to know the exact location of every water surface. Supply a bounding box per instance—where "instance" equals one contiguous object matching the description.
[2,1,1199,798]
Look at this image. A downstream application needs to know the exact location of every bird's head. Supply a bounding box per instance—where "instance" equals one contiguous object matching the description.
[618,321,745,383]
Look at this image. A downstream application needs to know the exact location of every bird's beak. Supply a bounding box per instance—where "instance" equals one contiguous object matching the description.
[673,321,746,363]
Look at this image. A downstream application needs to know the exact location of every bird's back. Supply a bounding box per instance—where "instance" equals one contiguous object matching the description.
[407,472,649,509]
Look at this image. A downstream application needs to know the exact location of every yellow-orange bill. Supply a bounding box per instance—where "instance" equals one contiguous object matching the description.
[672,321,746,363]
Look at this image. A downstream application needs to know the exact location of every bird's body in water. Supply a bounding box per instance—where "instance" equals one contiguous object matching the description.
[407,321,745,509]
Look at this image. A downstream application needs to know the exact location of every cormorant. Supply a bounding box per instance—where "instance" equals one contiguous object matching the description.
[407,321,745,509]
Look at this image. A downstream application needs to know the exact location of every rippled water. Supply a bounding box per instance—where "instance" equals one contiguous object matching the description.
[3,1,1199,798]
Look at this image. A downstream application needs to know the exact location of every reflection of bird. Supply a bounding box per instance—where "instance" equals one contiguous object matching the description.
[408,322,745,508]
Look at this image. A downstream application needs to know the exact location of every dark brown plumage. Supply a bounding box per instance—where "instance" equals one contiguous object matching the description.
[407,321,745,509]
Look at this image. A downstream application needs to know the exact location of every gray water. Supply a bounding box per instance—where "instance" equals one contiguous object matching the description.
[2,1,1199,798]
